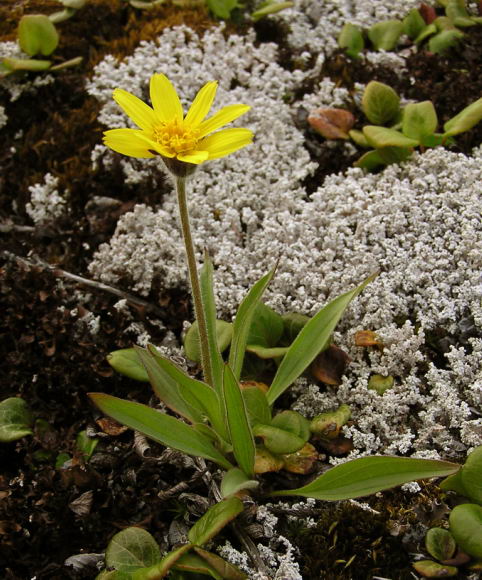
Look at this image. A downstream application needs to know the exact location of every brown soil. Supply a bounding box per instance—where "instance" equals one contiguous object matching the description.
[0,2,480,579]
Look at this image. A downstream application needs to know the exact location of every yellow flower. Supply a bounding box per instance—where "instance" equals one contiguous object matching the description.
[103,74,253,167]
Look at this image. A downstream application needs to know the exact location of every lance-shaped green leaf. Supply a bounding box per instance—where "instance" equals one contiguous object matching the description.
[363,126,419,149]
[200,254,228,393]
[449,503,482,559]
[402,101,438,142]
[362,81,400,126]
[88,394,232,469]
[18,14,59,56]
[131,544,192,579]
[338,22,364,59]
[241,384,272,426]
[267,273,377,405]
[105,527,161,573]
[223,365,255,476]
[443,97,482,137]
[414,22,438,44]
[147,345,228,441]
[173,551,222,579]
[229,267,276,380]
[193,548,247,580]
[367,20,403,51]
[272,456,460,500]
[2,57,52,73]
[221,468,259,498]
[246,345,289,359]
[0,397,33,442]
[135,346,203,423]
[107,348,149,382]
[188,497,244,546]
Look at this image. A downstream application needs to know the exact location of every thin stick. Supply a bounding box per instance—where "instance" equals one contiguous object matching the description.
[175,176,213,387]
[4,252,164,315]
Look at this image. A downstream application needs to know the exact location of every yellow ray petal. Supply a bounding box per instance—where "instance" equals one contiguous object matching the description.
[199,128,253,160]
[177,150,209,164]
[103,128,156,158]
[113,89,157,132]
[150,73,183,124]
[184,81,218,127]
[198,104,251,138]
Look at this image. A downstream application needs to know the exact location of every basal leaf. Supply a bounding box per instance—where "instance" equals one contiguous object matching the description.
[245,345,289,359]
[443,97,482,136]
[246,302,284,349]
[229,268,276,380]
[223,365,255,476]
[131,544,192,579]
[105,527,160,572]
[402,8,427,39]
[253,424,306,455]
[460,445,482,504]
[136,346,203,423]
[0,397,33,442]
[449,503,482,559]
[267,273,376,405]
[338,22,364,59]
[251,1,294,22]
[354,149,386,171]
[188,497,244,546]
[428,29,464,54]
[363,126,419,149]
[18,14,59,56]
[107,348,149,382]
[173,551,222,579]
[273,456,460,500]
[88,393,232,469]
[362,81,400,126]
[220,468,259,498]
[402,101,438,141]
[367,20,403,51]
[240,384,272,426]
[193,548,248,580]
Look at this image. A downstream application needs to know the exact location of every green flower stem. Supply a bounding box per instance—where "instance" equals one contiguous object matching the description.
[175,176,214,387]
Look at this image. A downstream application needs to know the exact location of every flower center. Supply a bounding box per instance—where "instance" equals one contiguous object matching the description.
[153,120,200,154]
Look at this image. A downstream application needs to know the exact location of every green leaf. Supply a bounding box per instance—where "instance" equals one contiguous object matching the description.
[362,81,401,126]
[105,527,161,572]
[376,146,413,165]
[135,346,203,423]
[338,22,365,59]
[188,497,244,546]
[173,551,223,579]
[428,29,464,54]
[271,411,311,442]
[229,268,276,380]
[267,273,376,405]
[147,345,228,441]
[363,126,419,148]
[200,254,228,393]
[251,1,294,22]
[247,302,284,349]
[273,456,460,500]
[449,503,482,559]
[0,397,33,442]
[425,528,456,562]
[206,0,239,19]
[184,320,233,364]
[443,97,482,137]
[440,468,468,497]
[412,560,458,578]
[446,0,474,27]
[75,430,98,461]
[18,14,59,56]
[193,548,248,580]
[253,424,306,455]
[402,101,438,141]
[367,19,403,51]
[245,345,289,359]
[131,544,192,579]
[280,312,310,344]
[414,22,438,44]
[107,348,149,382]
[460,445,482,504]
[403,9,427,39]
[88,393,232,469]
[240,384,272,426]
[354,149,386,171]
[223,365,255,477]
[349,129,371,148]
[2,57,51,72]
[220,468,259,498]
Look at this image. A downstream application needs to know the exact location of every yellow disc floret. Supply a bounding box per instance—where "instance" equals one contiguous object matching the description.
[153,120,200,156]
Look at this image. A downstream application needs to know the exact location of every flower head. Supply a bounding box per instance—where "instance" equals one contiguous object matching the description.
[103,74,253,174]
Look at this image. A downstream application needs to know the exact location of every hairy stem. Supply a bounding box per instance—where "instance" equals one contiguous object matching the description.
[175,176,214,387]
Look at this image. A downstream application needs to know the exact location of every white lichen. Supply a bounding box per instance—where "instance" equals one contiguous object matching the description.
[25,173,67,225]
